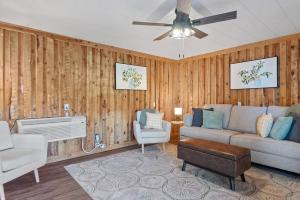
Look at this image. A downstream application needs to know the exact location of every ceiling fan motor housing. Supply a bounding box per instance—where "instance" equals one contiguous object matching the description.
[173,10,192,29]
[170,10,194,39]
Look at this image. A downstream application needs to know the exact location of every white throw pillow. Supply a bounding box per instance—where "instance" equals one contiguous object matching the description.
[256,114,274,138]
[145,112,164,129]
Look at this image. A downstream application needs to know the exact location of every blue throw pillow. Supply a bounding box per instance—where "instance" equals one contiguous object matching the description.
[192,108,213,127]
[203,110,224,129]
[269,117,293,140]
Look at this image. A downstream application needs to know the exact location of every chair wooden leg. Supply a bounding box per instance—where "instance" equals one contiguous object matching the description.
[34,169,40,183]
[141,144,144,154]
[0,184,5,200]
[162,143,166,152]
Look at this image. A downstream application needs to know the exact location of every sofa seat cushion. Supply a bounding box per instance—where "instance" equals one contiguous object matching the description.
[180,126,240,144]
[228,106,267,133]
[230,134,300,160]
[0,148,42,172]
[141,129,167,138]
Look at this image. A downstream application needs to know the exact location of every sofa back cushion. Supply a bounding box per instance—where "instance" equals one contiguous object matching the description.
[0,121,14,151]
[183,114,193,127]
[267,106,289,120]
[228,106,267,133]
[205,104,233,128]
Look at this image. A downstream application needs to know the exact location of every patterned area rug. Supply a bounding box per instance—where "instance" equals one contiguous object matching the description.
[65,144,300,200]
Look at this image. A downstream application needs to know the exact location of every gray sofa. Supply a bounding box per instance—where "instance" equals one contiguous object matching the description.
[180,104,300,174]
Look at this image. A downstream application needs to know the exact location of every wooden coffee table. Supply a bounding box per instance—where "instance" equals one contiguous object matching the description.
[177,138,251,191]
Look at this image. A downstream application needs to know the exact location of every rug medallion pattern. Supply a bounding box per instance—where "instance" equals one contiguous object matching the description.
[65,145,300,200]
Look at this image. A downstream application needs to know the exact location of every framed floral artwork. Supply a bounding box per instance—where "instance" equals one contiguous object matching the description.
[115,63,147,90]
[230,57,278,89]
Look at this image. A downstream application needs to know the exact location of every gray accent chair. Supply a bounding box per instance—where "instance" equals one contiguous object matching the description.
[0,121,48,200]
[133,111,171,153]
[180,104,300,174]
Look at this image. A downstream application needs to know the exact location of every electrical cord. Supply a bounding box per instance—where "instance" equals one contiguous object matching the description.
[81,137,98,153]
[10,119,17,132]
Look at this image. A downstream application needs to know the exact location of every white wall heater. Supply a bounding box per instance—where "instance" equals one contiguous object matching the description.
[16,116,86,142]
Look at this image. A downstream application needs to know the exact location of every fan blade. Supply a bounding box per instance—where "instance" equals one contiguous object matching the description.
[191,28,208,39]
[132,21,172,27]
[147,0,176,22]
[192,11,237,26]
[191,0,212,16]
[154,30,172,41]
[176,0,192,15]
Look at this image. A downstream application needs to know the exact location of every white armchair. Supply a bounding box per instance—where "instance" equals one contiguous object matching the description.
[133,111,171,153]
[0,121,48,200]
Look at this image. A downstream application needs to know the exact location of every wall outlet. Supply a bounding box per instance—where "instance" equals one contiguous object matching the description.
[64,104,70,111]
[94,133,106,149]
[95,133,101,145]
[98,143,107,149]
[238,102,242,106]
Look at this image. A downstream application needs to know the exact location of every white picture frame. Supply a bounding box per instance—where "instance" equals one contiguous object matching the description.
[230,57,278,89]
[115,63,147,90]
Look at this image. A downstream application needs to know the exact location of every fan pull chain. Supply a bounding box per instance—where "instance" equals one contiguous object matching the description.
[178,39,185,59]
[182,39,185,58]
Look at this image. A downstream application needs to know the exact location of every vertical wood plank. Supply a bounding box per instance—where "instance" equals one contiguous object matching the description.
[30,35,37,117]
[4,30,11,121]
[10,31,18,120]
[224,54,230,104]
[204,58,211,104]
[291,40,298,105]
[0,29,4,120]
[210,56,217,104]
[36,35,44,117]
[280,41,287,106]
[23,34,32,118]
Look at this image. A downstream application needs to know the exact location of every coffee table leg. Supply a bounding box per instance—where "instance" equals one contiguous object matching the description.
[229,177,235,191]
[182,161,186,171]
[241,173,246,182]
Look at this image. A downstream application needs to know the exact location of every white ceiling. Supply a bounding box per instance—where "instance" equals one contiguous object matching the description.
[0,0,300,60]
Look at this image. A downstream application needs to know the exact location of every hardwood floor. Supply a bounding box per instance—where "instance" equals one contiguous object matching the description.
[4,144,139,200]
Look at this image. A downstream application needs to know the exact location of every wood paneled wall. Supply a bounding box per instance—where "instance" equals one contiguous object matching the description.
[0,23,176,162]
[1,21,300,161]
[176,33,300,115]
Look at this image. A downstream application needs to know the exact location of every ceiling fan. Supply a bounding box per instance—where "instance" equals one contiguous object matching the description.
[132,0,237,41]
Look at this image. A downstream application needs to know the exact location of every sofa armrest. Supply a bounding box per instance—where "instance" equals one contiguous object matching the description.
[133,120,142,143]
[162,120,171,141]
[12,134,48,151]
[0,159,2,173]
[183,114,193,127]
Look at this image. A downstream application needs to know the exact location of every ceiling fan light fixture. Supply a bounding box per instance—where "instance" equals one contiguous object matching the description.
[169,27,194,39]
